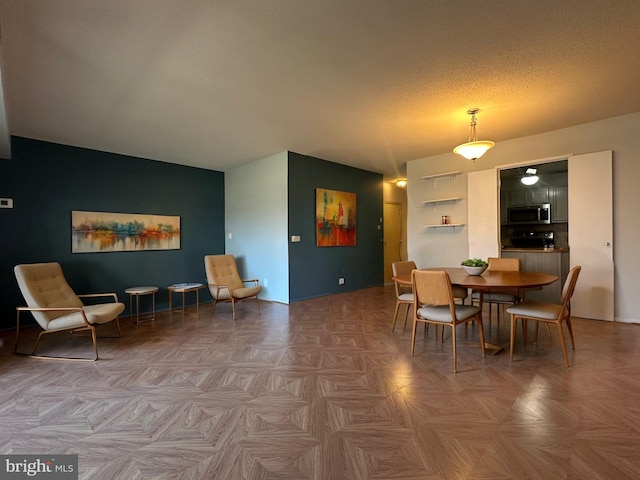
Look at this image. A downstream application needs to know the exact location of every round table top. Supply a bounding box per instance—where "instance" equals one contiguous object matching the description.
[395,267,558,290]
[125,286,159,294]
[167,283,204,291]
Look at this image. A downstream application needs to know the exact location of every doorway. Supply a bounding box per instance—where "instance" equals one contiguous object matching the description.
[383,203,403,284]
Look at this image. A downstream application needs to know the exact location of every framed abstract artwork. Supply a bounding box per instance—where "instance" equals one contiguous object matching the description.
[315,188,356,247]
[71,211,180,253]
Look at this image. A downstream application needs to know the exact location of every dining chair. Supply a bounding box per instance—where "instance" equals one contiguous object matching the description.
[507,265,581,367]
[471,257,521,326]
[391,260,416,331]
[411,269,486,373]
[14,262,125,361]
[392,261,469,332]
[204,254,262,321]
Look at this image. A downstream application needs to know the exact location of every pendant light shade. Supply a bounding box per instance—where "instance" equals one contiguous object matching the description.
[453,108,494,161]
[521,168,539,185]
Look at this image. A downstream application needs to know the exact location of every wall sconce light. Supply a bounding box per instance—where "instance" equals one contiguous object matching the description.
[521,168,539,185]
[453,108,495,161]
[395,179,407,188]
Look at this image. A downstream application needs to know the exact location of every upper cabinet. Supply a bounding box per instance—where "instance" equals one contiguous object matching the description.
[508,187,550,206]
[551,185,568,222]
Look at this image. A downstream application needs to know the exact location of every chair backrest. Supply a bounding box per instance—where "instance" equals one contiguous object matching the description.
[204,255,244,290]
[488,257,520,272]
[392,260,417,278]
[561,265,582,308]
[14,262,84,328]
[392,260,417,297]
[412,269,453,307]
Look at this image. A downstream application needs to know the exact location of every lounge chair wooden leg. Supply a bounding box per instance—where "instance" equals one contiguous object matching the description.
[91,326,98,361]
[32,331,46,356]
[14,310,22,354]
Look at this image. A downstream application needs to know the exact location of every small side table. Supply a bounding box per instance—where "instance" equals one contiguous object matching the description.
[125,286,159,326]
[167,283,205,318]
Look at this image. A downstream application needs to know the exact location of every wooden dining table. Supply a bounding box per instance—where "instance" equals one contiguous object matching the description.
[393,267,559,353]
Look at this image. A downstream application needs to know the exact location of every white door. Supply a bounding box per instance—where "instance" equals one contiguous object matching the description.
[467,169,500,260]
[568,151,614,321]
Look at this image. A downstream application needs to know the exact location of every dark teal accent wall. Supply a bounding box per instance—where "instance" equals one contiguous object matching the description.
[0,137,225,330]
[288,152,384,301]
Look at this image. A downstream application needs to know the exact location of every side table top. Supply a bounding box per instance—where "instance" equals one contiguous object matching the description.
[167,283,204,292]
[125,286,159,294]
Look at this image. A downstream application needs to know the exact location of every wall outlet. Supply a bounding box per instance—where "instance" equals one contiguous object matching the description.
[228,232,232,239]
[338,277,345,285]
[264,278,268,287]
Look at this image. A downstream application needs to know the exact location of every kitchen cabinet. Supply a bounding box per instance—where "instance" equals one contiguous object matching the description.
[508,187,549,206]
[501,250,569,303]
[551,186,568,222]
[500,190,508,225]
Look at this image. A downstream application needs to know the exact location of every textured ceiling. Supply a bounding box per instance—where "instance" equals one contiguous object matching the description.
[1,0,639,178]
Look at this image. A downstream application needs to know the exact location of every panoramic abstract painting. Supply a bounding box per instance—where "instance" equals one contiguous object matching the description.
[71,211,180,253]
[316,188,356,247]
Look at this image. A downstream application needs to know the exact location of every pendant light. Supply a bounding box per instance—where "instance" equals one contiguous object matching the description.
[521,168,539,185]
[453,108,495,161]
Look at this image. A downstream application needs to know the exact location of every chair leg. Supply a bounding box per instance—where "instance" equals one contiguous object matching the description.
[557,322,570,367]
[91,326,98,361]
[411,318,418,357]
[32,331,46,356]
[256,296,261,315]
[403,304,411,331]
[391,302,401,331]
[451,324,457,373]
[231,300,236,321]
[14,310,22,354]
[510,314,517,362]
[565,316,575,349]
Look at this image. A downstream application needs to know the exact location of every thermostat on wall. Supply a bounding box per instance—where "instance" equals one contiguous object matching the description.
[0,198,13,208]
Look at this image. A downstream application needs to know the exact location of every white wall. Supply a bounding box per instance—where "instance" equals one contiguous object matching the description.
[407,112,640,323]
[225,151,289,303]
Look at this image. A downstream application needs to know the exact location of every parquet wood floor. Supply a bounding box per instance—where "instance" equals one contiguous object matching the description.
[1,286,639,479]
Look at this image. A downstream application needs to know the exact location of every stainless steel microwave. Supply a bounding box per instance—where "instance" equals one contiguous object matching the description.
[507,204,551,225]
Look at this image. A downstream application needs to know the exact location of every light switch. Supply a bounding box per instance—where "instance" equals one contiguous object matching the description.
[0,198,13,208]
[291,235,301,242]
